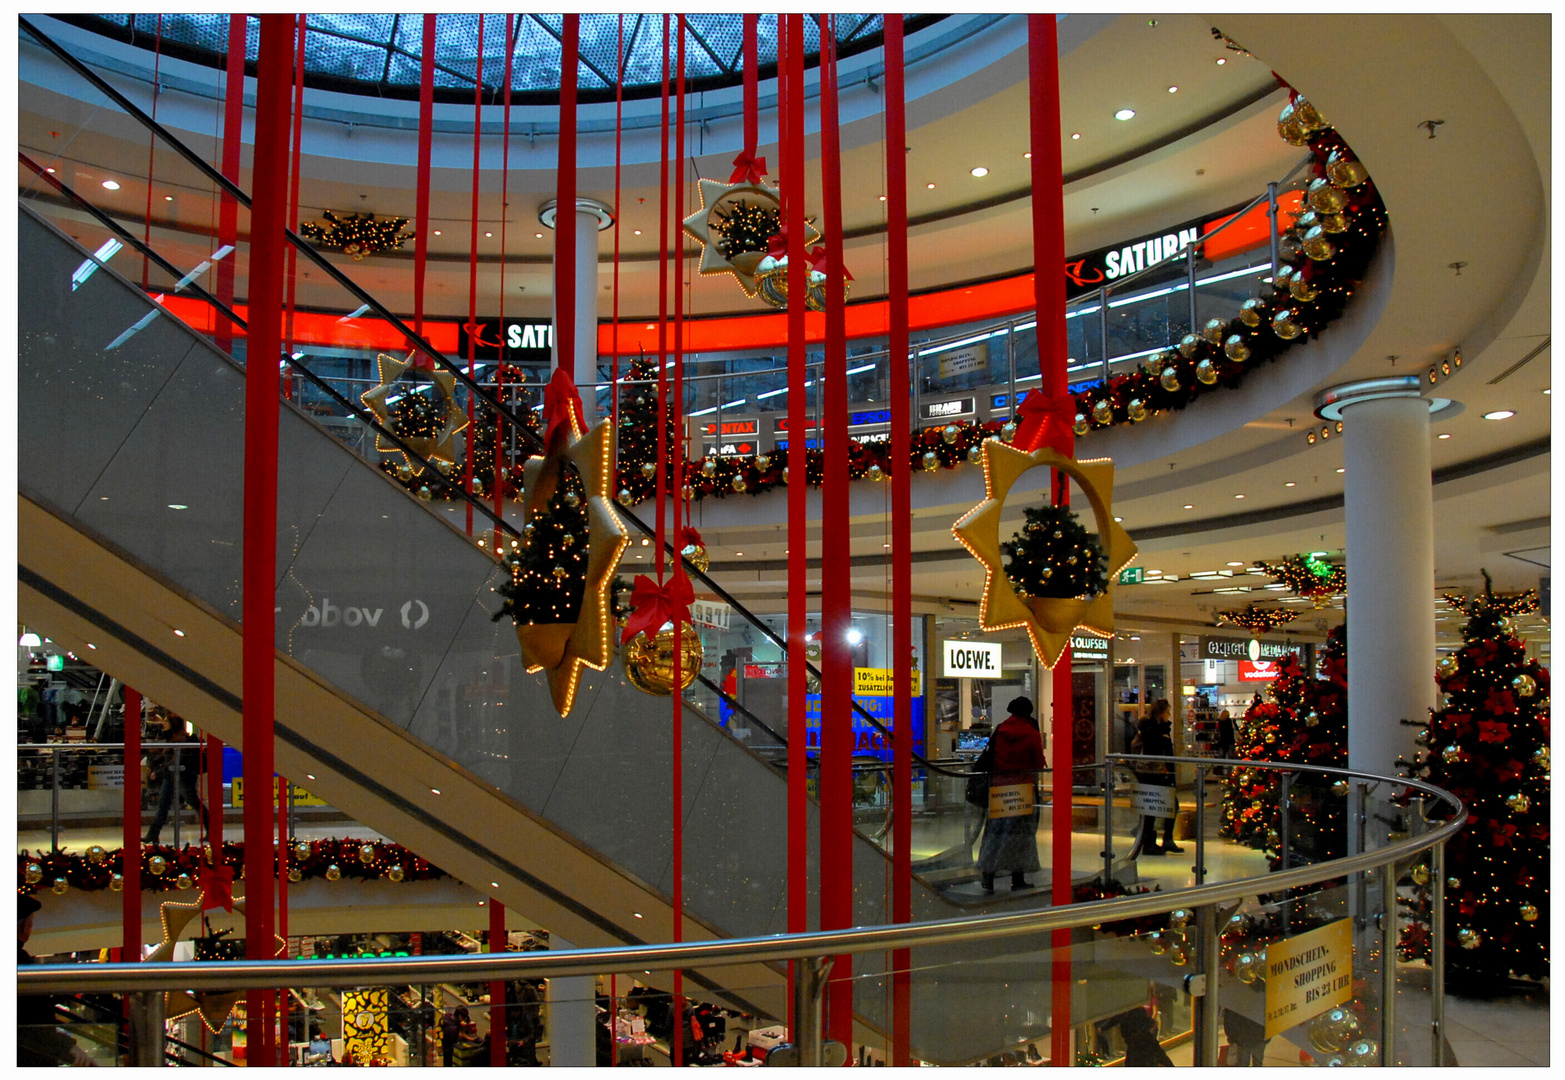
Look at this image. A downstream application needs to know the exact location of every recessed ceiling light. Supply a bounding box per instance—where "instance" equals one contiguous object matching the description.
[1438,433,1451,440]
[633,912,644,919]
[164,195,173,201]
[926,182,936,189]
[634,229,642,235]
[1025,151,1033,157]
[1184,504,1194,509]
[1336,468,1346,473]
[45,167,55,173]
[1482,409,1515,420]
[1543,388,1551,395]
[86,643,96,650]
[535,232,543,238]
[1167,85,1178,93]
[167,503,188,510]
[101,179,120,190]
[485,231,493,237]
[430,788,441,795]
[173,629,186,637]
[1234,493,1245,499]
[878,195,886,201]
[735,551,743,557]
[306,774,315,780]
[1113,516,1122,522]
[1216,57,1227,65]
[433,230,441,236]
[970,166,989,177]
[1227,561,1244,567]
[491,881,500,888]
[1284,481,1296,487]
[1114,108,1136,121]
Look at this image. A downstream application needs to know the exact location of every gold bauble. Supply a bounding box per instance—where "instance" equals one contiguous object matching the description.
[24,862,43,885]
[1289,274,1319,303]
[1073,412,1090,436]
[1092,399,1114,425]
[1147,932,1169,956]
[1326,151,1368,188]
[1294,209,1320,234]
[1457,927,1481,950]
[1332,779,1349,796]
[942,423,962,445]
[325,864,342,882]
[617,488,632,504]
[1442,745,1462,763]
[640,462,657,479]
[1512,673,1537,698]
[1178,333,1203,359]
[624,622,704,696]
[1168,909,1192,930]
[681,543,710,573]
[1196,358,1219,385]
[1265,732,1277,743]
[1239,297,1268,327]
[1294,96,1327,131]
[1305,710,1320,728]
[1170,945,1190,967]
[293,840,312,859]
[1319,212,1350,234]
[288,867,303,883]
[149,856,168,877]
[109,873,125,892]
[1521,903,1539,922]
[176,872,193,891]
[388,864,405,883]
[51,877,69,895]
[551,565,568,580]
[435,458,453,475]
[1307,177,1349,214]
[1203,317,1228,345]
[732,475,747,492]
[1436,654,1459,678]
[416,485,433,502]
[967,445,983,463]
[564,491,581,508]
[1142,355,1165,377]
[866,464,884,482]
[1160,366,1181,392]
[921,451,940,472]
[1302,225,1336,261]
[560,532,576,548]
[701,458,717,477]
[1414,729,1430,746]
[1273,264,1295,292]
[396,463,413,482]
[1447,876,1461,889]
[1127,399,1148,422]
[1277,100,1311,146]
[1279,233,1303,261]
[1271,310,1303,340]
[1224,335,1252,362]
[1506,792,1530,814]
[1001,421,1018,442]
[1533,746,1550,770]
[358,843,376,864]
[87,845,108,865]
[1411,864,1430,886]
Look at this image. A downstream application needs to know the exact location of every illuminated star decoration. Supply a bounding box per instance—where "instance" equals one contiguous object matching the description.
[146,889,285,1032]
[359,351,468,476]
[953,442,1137,668]
[681,177,820,297]
[511,417,631,715]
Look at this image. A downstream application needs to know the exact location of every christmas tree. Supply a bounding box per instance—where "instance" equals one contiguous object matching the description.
[1001,504,1108,600]
[492,458,589,625]
[615,353,681,505]
[1397,574,1549,982]
[1220,625,1348,860]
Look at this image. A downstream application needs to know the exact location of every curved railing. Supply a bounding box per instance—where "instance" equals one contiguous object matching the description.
[22,759,1463,1067]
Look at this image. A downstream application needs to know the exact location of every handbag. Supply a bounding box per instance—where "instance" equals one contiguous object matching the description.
[964,740,994,807]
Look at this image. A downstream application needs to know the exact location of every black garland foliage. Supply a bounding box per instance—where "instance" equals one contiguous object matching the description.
[614,354,682,504]
[1396,571,1549,982]
[389,389,442,441]
[298,210,413,259]
[1001,505,1108,600]
[714,201,781,259]
[493,459,590,625]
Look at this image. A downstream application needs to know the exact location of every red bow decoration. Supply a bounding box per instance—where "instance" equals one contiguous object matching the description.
[681,526,704,550]
[806,245,853,281]
[199,859,235,913]
[409,350,436,372]
[620,571,695,645]
[729,151,769,185]
[543,366,586,451]
[765,230,790,260]
[1012,389,1077,452]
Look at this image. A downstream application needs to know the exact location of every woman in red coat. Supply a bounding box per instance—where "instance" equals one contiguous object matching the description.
[977,696,1047,892]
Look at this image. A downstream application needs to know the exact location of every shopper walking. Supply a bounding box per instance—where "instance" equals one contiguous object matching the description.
[1134,699,1182,856]
[1215,708,1236,760]
[1115,1007,1173,1066]
[976,696,1046,892]
[143,716,208,845]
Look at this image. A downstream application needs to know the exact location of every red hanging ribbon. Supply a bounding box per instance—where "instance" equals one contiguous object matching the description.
[200,855,236,912]
[729,151,769,185]
[620,571,694,644]
[1012,389,1076,452]
[741,13,759,159]
[766,229,790,259]
[542,366,585,450]
[680,526,704,550]
[807,245,852,281]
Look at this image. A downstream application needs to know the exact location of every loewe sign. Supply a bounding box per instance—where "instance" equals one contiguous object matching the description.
[942,640,1003,678]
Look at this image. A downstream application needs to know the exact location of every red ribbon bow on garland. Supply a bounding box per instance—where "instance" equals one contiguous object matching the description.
[620,571,695,645]
[729,151,769,185]
[199,859,235,913]
[1012,389,1077,452]
[806,245,853,281]
[681,526,704,550]
[766,230,790,260]
[542,366,586,451]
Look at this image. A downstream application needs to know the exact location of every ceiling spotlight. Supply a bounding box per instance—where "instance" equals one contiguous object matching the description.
[970,166,989,177]
[1183,504,1194,510]
[101,179,121,190]
[1216,57,1227,65]
[1114,108,1136,121]
[1227,561,1245,567]
[1482,409,1515,420]
[1024,151,1033,158]
[1437,433,1451,440]
[1070,133,1081,141]
[164,195,174,201]
[1234,493,1245,499]
[1336,468,1346,474]
[485,231,493,237]
[1167,85,1178,93]
[926,182,936,189]
[847,628,864,645]
[878,195,886,201]
[634,229,642,235]
[433,230,442,236]
[535,232,543,238]
[173,629,186,637]
[1284,481,1296,487]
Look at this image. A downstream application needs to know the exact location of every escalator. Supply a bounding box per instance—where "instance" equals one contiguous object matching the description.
[22,200,1144,1063]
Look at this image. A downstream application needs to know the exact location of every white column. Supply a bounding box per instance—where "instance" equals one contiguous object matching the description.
[542,198,613,420]
[1342,395,1436,777]
[545,934,595,1067]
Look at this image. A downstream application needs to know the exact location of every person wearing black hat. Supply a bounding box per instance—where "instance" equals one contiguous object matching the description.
[19,894,98,1066]
[975,696,1046,892]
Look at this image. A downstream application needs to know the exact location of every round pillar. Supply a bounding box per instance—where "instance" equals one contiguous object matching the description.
[539,197,614,413]
[543,934,595,1067]
[1317,378,1455,777]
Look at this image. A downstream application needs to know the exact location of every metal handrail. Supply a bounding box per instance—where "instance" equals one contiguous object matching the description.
[20,757,1461,994]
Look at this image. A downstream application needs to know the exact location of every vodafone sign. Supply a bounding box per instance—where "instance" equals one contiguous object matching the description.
[1238,659,1282,682]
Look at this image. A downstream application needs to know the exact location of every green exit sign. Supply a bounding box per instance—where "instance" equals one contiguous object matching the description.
[1119,567,1145,586]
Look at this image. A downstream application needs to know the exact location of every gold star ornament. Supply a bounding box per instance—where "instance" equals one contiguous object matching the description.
[953,441,1137,668]
[146,890,285,1032]
[681,177,820,297]
[359,351,468,476]
[512,418,631,715]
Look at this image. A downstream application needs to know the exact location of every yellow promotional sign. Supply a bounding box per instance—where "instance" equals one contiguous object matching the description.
[1263,918,1354,1038]
[231,777,328,808]
[853,667,921,697]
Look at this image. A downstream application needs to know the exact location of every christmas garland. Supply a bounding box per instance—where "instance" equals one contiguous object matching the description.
[1215,604,1300,634]
[612,90,1385,505]
[1263,554,1345,602]
[18,839,448,896]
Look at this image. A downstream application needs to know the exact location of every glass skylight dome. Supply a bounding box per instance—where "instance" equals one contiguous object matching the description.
[65,14,943,103]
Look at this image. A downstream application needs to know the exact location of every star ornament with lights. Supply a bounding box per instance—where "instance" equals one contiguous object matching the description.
[953,441,1137,668]
[681,177,820,297]
[146,886,285,1033]
[360,351,468,476]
